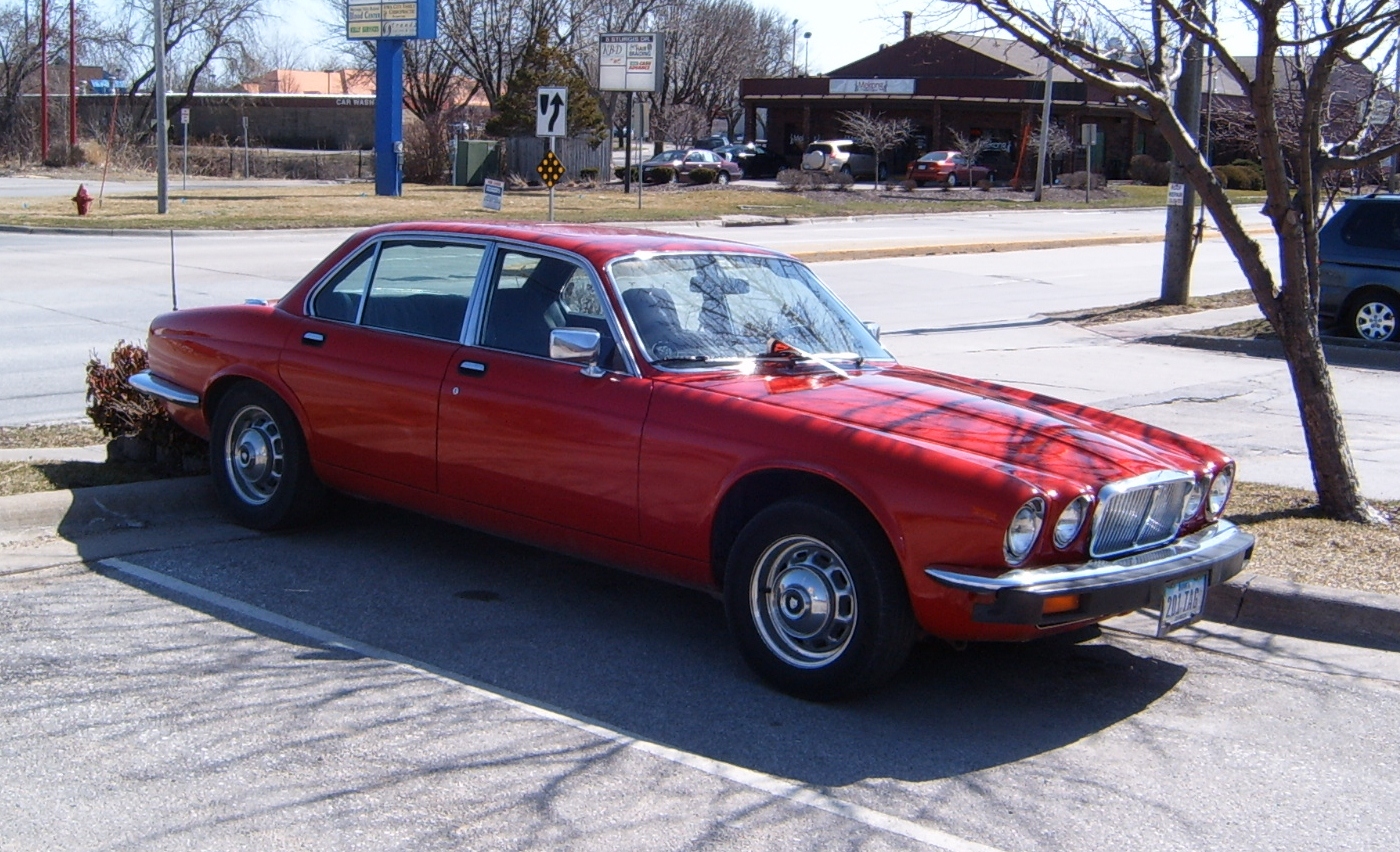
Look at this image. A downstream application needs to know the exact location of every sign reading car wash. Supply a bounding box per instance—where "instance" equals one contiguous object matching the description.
[599,33,665,92]
[346,1,434,39]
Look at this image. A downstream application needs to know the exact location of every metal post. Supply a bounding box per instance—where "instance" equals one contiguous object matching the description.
[374,39,405,196]
[622,91,633,193]
[68,0,75,151]
[39,0,48,159]
[1085,131,1092,204]
[153,0,168,214]
[1391,40,1400,191]
[241,115,249,177]
[1033,56,1053,202]
[547,136,555,222]
[182,118,188,190]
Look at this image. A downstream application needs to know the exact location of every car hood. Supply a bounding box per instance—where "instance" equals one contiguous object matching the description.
[669,363,1212,489]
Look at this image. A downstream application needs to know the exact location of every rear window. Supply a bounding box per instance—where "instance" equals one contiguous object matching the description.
[1340,203,1400,251]
[805,144,835,155]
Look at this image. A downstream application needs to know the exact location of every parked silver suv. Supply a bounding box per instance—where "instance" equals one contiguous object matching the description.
[800,140,887,180]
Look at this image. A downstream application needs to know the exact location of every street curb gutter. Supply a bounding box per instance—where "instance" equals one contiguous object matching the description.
[3,478,1397,654]
[1205,573,1400,652]
[0,477,217,542]
[1149,333,1400,372]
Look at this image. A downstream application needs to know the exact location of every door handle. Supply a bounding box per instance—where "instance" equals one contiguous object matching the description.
[458,360,487,376]
[302,331,326,346]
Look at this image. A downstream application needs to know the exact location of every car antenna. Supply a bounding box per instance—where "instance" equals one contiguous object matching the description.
[169,229,179,311]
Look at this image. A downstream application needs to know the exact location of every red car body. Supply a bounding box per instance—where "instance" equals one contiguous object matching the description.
[133,221,1253,698]
[906,150,993,187]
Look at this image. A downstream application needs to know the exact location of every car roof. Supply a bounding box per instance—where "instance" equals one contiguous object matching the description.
[349,221,784,267]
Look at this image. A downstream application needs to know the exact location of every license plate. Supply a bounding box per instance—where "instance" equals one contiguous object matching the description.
[1158,574,1208,636]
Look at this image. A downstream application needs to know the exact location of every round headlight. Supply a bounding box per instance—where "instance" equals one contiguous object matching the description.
[1005,497,1046,564]
[1207,465,1235,518]
[1182,478,1205,521]
[1053,495,1091,549]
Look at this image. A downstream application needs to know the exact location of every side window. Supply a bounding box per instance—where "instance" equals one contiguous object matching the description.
[360,240,483,340]
[311,248,375,323]
[1341,205,1400,251]
[482,252,621,368]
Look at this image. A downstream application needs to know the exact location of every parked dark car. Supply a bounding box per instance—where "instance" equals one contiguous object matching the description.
[714,143,789,179]
[690,135,731,150]
[640,149,743,184]
[905,150,994,187]
[1319,193,1400,343]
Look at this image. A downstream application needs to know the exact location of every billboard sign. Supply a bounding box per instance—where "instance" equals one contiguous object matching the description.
[346,0,437,40]
[599,33,664,92]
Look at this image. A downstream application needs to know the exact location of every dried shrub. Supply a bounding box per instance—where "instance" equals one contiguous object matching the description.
[688,167,717,184]
[578,167,599,184]
[85,341,206,466]
[1060,171,1106,190]
[644,166,676,184]
[1129,154,1172,185]
[775,169,853,191]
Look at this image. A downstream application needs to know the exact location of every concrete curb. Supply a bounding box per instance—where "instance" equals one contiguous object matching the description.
[1205,572,1400,651]
[2,477,1397,652]
[1148,332,1400,371]
[0,477,218,542]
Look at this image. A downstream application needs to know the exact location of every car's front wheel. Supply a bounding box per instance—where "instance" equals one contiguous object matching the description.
[1347,293,1398,342]
[210,383,326,530]
[723,499,916,700]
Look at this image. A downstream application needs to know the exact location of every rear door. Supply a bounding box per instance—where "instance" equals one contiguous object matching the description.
[280,237,485,491]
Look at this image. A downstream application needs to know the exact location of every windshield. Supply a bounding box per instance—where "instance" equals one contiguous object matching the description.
[648,150,685,162]
[609,253,889,366]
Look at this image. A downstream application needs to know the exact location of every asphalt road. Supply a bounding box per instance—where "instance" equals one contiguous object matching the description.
[3,497,1398,851]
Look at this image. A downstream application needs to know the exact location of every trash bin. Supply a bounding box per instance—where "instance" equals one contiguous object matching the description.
[454,140,499,187]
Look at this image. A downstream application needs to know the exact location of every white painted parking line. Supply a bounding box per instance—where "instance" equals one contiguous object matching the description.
[100,556,1006,852]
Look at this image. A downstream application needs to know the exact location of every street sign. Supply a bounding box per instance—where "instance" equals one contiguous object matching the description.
[536,87,568,138]
[482,178,504,212]
[599,33,665,92]
[536,151,566,188]
[1167,182,1186,206]
[180,108,190,125]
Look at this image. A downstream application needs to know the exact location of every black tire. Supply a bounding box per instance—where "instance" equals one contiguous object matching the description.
[1346,292,1399,342]
[947,173,959,188]
[840,164,852,176]
[877,163,889,181]
[210,383,326,530]
[723,498,917,700]
[717,171,731,185]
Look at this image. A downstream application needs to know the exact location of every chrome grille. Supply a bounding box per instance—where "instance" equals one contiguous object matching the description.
[1090,471,1194,558]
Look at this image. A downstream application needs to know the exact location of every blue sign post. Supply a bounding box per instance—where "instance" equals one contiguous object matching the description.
[346,1,437,197]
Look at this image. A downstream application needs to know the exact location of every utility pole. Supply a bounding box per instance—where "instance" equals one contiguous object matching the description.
[1161,21,1204,305]
[1033,55,1054,202]
[154,0,168,214]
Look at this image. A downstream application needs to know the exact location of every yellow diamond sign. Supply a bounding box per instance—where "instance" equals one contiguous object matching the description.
[536,150,566,188]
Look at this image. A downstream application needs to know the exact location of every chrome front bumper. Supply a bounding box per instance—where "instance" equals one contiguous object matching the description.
[128,370,201,407]
[925,521,1255,626]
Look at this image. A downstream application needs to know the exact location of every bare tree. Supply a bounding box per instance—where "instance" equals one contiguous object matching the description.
[0,4,43,155]
[108,0,268,130]
[933,0,1400,522]
[837,109,915,187]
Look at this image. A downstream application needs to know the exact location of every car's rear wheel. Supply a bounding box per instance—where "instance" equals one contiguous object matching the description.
[723,499,916,700]
[716,170,730,185]
[211,383,326,530]
[877,163,889,181]
[947,173,959,187]
[1348,293,1398,342]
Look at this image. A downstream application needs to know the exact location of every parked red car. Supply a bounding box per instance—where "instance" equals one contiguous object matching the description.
[132,222,1253,699]
[906,150,993,187]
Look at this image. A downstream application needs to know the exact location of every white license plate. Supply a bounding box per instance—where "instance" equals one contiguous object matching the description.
[1158,574,1208,636]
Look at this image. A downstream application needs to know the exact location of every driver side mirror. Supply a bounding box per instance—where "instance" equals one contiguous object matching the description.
[550,327,606,377]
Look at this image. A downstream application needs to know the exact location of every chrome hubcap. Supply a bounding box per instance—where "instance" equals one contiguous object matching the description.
[224,404,284,505]
[750,535,857,668]
[1355,301,1396,341]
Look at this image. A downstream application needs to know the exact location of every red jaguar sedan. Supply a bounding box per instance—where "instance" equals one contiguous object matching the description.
[131,221,1253,699]
[906,150,993,187]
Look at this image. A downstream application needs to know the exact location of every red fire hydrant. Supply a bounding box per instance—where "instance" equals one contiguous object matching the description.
[73,184,93,216]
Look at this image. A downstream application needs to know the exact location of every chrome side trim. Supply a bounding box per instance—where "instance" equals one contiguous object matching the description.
[925,521,1254,594]
[128,370,201,407]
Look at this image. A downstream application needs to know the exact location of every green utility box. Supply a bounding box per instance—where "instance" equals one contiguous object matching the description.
[453,140,499,186]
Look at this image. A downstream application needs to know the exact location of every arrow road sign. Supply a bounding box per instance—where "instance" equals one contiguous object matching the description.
[536,87,568,138]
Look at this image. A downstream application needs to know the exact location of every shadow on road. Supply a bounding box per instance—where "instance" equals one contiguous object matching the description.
[83,494,1185,788]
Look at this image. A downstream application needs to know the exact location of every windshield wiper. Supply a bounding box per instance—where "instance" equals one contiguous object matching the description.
[650,355,741,367]
[757,337,859,378]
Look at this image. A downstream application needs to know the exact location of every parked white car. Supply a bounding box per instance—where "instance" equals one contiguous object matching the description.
[800,140,886,180]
